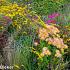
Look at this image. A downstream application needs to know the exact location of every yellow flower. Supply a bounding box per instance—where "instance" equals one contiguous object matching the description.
[67,38,70,41]
[0,3,27,18]
[12,3,18,8]
[14,65,20,69]
[60,48,64,53]
[0,26,4,30]
[39,53,44,58]
[64,44,68,49]
[13,22,18,26]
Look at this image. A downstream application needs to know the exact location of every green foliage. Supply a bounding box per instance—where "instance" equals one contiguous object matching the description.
[31,0,64,15]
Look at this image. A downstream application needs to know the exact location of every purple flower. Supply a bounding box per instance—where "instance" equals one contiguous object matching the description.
[27,14,32,19]
[45,20,56,24]
[33,16,38,19]
[3,16,12,22]
[48,13,60,19]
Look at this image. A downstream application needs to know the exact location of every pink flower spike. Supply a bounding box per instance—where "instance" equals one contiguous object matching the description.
[48,13,60,19]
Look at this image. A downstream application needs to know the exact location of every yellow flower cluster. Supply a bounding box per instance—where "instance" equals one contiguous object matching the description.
[0,3,27,18]
[0,0,6,2]
[0,1,28,31]
[12,21,22,30]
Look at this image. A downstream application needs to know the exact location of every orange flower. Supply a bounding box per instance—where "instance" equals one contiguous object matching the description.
[46,38,68,49]
[38,24,60,40]
[42,47,51,56]
[38,27,49,40]
[55,50,62,57]
[46,24,60,35]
